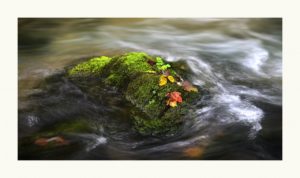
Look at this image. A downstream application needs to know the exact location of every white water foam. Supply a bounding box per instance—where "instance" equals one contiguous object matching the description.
[241,45,269,75]
[115,40,266,138]
[187,55,264,137]
[26,115,40,127]
[85,135,107,152]
[97,23,279,139]
[203,92,264,138]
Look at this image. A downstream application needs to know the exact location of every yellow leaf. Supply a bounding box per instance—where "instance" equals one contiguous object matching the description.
[167,75,175,83]
[159,75,167,86]
[190,87,198,92]
[169,101,177,107]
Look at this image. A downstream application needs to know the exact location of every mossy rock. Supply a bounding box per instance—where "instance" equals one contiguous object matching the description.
[67,52,201,136]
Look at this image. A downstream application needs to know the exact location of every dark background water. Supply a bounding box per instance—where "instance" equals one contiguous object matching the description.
[18,18,282,160]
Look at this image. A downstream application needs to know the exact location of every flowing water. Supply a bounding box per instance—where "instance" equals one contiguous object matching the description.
[18,18,282,160]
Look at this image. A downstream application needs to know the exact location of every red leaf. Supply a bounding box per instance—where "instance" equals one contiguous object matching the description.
[147,60,156,66]
[166,91,183,107]
[169,91,182,103]
[162,70,170,76]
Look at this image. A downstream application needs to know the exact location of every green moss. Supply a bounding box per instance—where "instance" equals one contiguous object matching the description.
[36,119,93,138]
[67,52,201,136]
[133,115,179,136]
[125,72,188,135]
[125,74,159,109]
[91,52,156,89]
[53,119,92,133]
[116,52,154,75]
[104,73,123,86]
[68,56,112,76]
[68,52,156,80]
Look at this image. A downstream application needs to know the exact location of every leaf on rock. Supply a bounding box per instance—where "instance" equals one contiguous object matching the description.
[183,146,204,158]
[159,74,175,86]
[156,57,164,65]
[182,81,198,92]
[162,70,170,76]
[160,64,171,70]
[159,75,168,86]
[34,138,48,146]
[147,60,156,66]
[169,101,177,107]
[168,91,182,103]
[167,75,175,83]
[155,57,171,71]
[166,91,182,107]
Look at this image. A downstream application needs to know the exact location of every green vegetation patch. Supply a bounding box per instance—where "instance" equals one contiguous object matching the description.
[36,119,93,138]
[67,52,201,136]
[68,56,112,76]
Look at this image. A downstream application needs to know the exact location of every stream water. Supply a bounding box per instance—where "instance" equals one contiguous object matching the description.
[18,18,282,160]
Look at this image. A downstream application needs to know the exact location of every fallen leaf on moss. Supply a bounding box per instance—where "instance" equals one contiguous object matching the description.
[160,64,171,70]
[182,81,198,92]
[163,70,170,76]
[147,60,156,66]
[156,57,164,65]
[166,91,182,107]
[167,100,177,107]
[159,75,168,86]
[183,147,204,158]
[167,75,175,83]
[167,91,182,103]
[159,75,176,86]
[155,57,171,71]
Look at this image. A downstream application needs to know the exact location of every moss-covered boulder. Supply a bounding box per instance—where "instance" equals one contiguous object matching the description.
[67,52,201,136]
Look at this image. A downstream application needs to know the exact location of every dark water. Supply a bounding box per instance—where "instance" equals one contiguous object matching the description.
[18,18,282,160]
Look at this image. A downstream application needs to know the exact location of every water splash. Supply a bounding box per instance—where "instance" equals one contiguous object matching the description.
[26,115,40,127]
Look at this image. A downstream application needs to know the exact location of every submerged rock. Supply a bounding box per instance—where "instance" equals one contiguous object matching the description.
[67,52,201,136]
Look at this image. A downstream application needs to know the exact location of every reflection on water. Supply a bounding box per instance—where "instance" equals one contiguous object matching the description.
[18,18,282,160]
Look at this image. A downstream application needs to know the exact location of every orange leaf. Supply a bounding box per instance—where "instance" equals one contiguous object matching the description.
[34,138,48,146]
[166,91,182,107]
[168,91,182,103]
[183,147,204,158]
